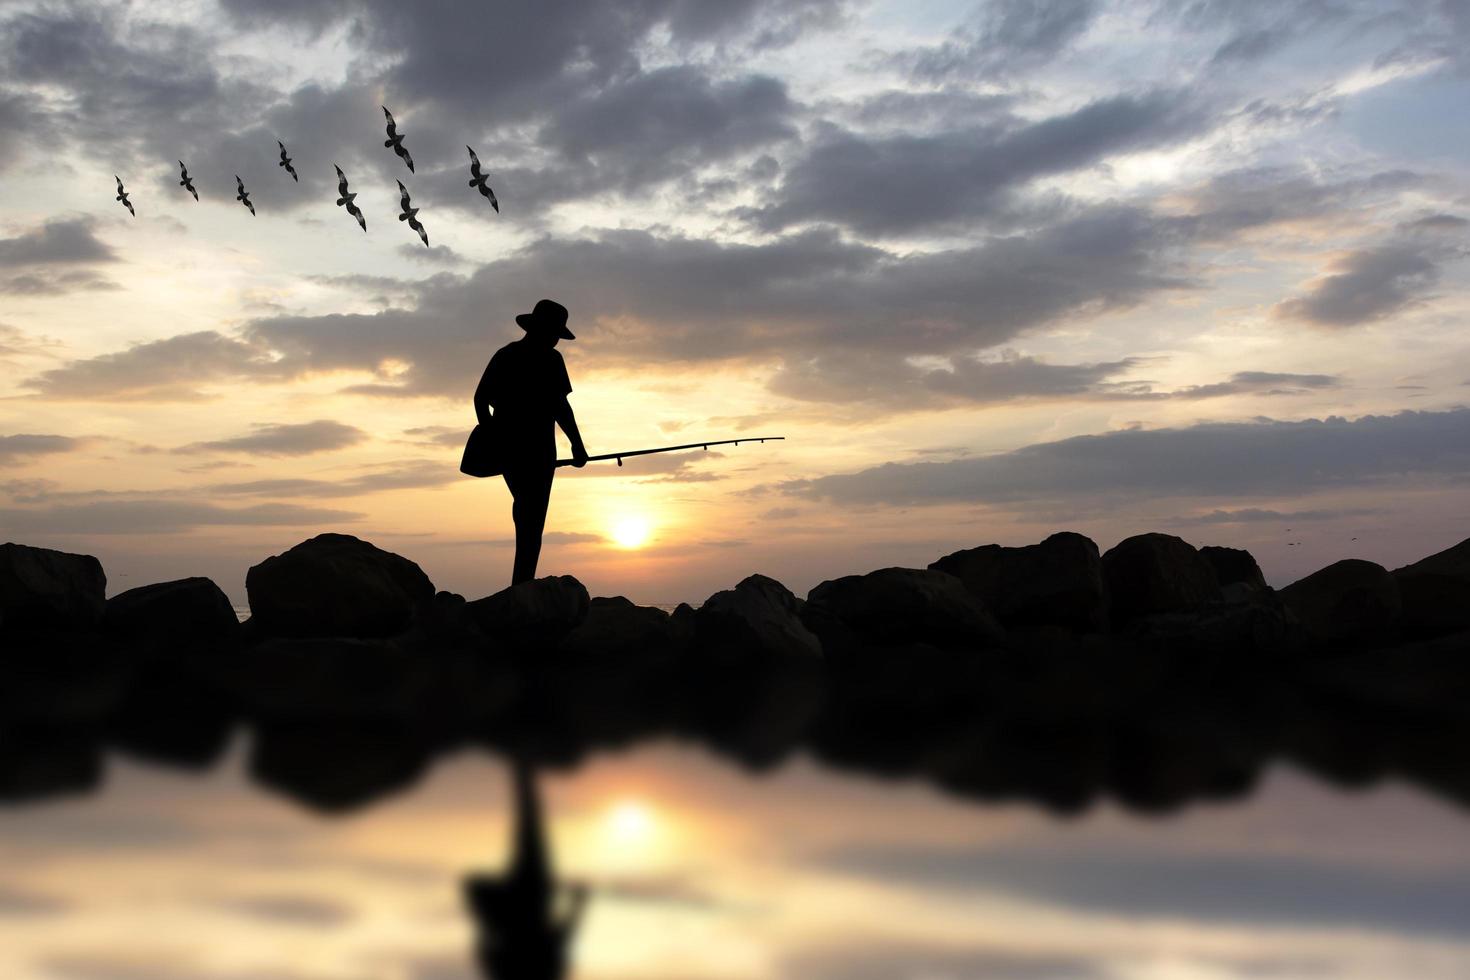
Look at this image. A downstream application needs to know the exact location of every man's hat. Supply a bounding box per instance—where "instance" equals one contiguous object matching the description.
[515,298,574,340]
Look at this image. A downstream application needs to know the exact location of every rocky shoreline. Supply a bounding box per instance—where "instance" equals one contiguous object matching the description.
[2,531,1468,815]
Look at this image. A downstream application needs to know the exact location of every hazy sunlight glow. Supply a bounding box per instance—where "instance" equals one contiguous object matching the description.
[611,516,652,549]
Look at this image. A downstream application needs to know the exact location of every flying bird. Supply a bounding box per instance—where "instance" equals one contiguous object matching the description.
[397,179,428,247]
[177,161,198,201]
[466,145,499,212]
[235,175,255,215]
[276,140,298,181]
[382,105,414,173]
[114,176,134,216]
[334,164,366,231]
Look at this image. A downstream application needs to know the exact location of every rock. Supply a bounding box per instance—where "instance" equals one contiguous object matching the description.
[1393,537,1470,639]
[1280,559,1400,643]
[805,567,1001,650]
[470,575,590,649]
[696,574,821,662]
[1102,534,1221,624]
[0,543,106,630]
[246,534,434,638]
[1199,546,1267,591]
[106,577,238,644]
[686,575,824,764]
[559,596,677,661]
[929,532,1108,632]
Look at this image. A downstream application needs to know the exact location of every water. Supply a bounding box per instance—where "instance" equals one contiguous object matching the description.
[2,740,1468,979]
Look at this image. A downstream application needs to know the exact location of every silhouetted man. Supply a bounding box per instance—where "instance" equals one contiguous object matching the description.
[475,299,588,585]
[464,756,589,980]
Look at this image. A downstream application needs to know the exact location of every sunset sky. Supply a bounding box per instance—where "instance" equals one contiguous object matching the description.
[2,0,1469,606]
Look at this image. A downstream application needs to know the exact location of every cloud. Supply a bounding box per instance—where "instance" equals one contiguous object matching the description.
[898,0,1099,82]
[0,269,120,295]
[744,91,1205,236]
[786,941,1109,980]
[204,460,459,497]
[0,500,363,535]
[173,420,367,456]
[1274,242,1450,327]
[0,433,81,465]
[395,243,464,264]
[779,408,1470,505]
[209,893,354,927]
[817,843,1470,939]
[21,331,282,401]
[0,218,116,267]
[1167,507,1385,525]
[0,886,70,916]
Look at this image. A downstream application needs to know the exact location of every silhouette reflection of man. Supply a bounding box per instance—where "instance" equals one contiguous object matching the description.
[475,299,588,585]
[465,756,589,980]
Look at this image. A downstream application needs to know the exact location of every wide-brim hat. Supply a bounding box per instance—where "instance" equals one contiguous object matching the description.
[515,298,574,339]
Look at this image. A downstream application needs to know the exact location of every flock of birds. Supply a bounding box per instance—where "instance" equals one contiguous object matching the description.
[112,106,500,248]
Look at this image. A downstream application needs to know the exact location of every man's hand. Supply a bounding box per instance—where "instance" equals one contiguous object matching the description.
[572,444,589,468]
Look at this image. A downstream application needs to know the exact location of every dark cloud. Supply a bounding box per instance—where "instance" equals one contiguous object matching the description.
[899,0,1099,82]
[779,408,1470,505]
[396,243,465,264]
[0,270,121,295]
[0,500,363,535]
[173,420,367,456]
[0,433,81,464]
[817,843,1470,939]
[1401,213,1470,233]
[1168,167,1424,241]
[1275,242,1447,326]
[745,91,1205,236]
[0,219,116,267]
[21,331,282,401]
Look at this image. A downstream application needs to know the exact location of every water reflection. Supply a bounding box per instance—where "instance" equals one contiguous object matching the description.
[465,755,588,980]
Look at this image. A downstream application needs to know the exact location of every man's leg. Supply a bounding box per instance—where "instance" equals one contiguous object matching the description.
[505,466,554,585]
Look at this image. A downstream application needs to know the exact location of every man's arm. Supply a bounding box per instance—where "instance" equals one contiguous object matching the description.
[553,397,588,466]
[473,362,494,426]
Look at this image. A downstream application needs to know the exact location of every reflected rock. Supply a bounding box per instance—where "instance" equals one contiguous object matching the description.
[250,719,434,812]
[1280,559,1400,645]
[930,532,1108,632]
[1393,537,1470,640]
[246,533,434,638]
[1103,533,1221,624]
[0,543,106,630]
[0,725,103,802]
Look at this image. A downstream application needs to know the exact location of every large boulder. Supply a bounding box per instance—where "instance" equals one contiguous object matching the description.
[929,532,1107,632]
[470,575,590,649]
[696,574,821,662]
[1392,538,1470,639]
[106,577,238,645]
[0,543,106,630]
[1102,534,1221,624]
[686,575,824,764]
[1280,559,1400,643]
[246,534,434,638]
[804,567,1001,649]
[1199,546,1268,592]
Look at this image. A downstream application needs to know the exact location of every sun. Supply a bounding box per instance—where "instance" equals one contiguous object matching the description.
[610,515,652,549]
[605,799,656,843]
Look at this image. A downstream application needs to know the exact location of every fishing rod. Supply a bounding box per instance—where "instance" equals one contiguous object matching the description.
[556,436,784,468]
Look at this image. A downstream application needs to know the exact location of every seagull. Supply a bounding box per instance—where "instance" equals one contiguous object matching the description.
[276,140,298,182]
[466,145,499,212]
[114,175,135,216]
[235,175,255,215]
[334,164,365,231]
[397,179,428,246]
[382,105,414,173]
[178,161,198,201]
